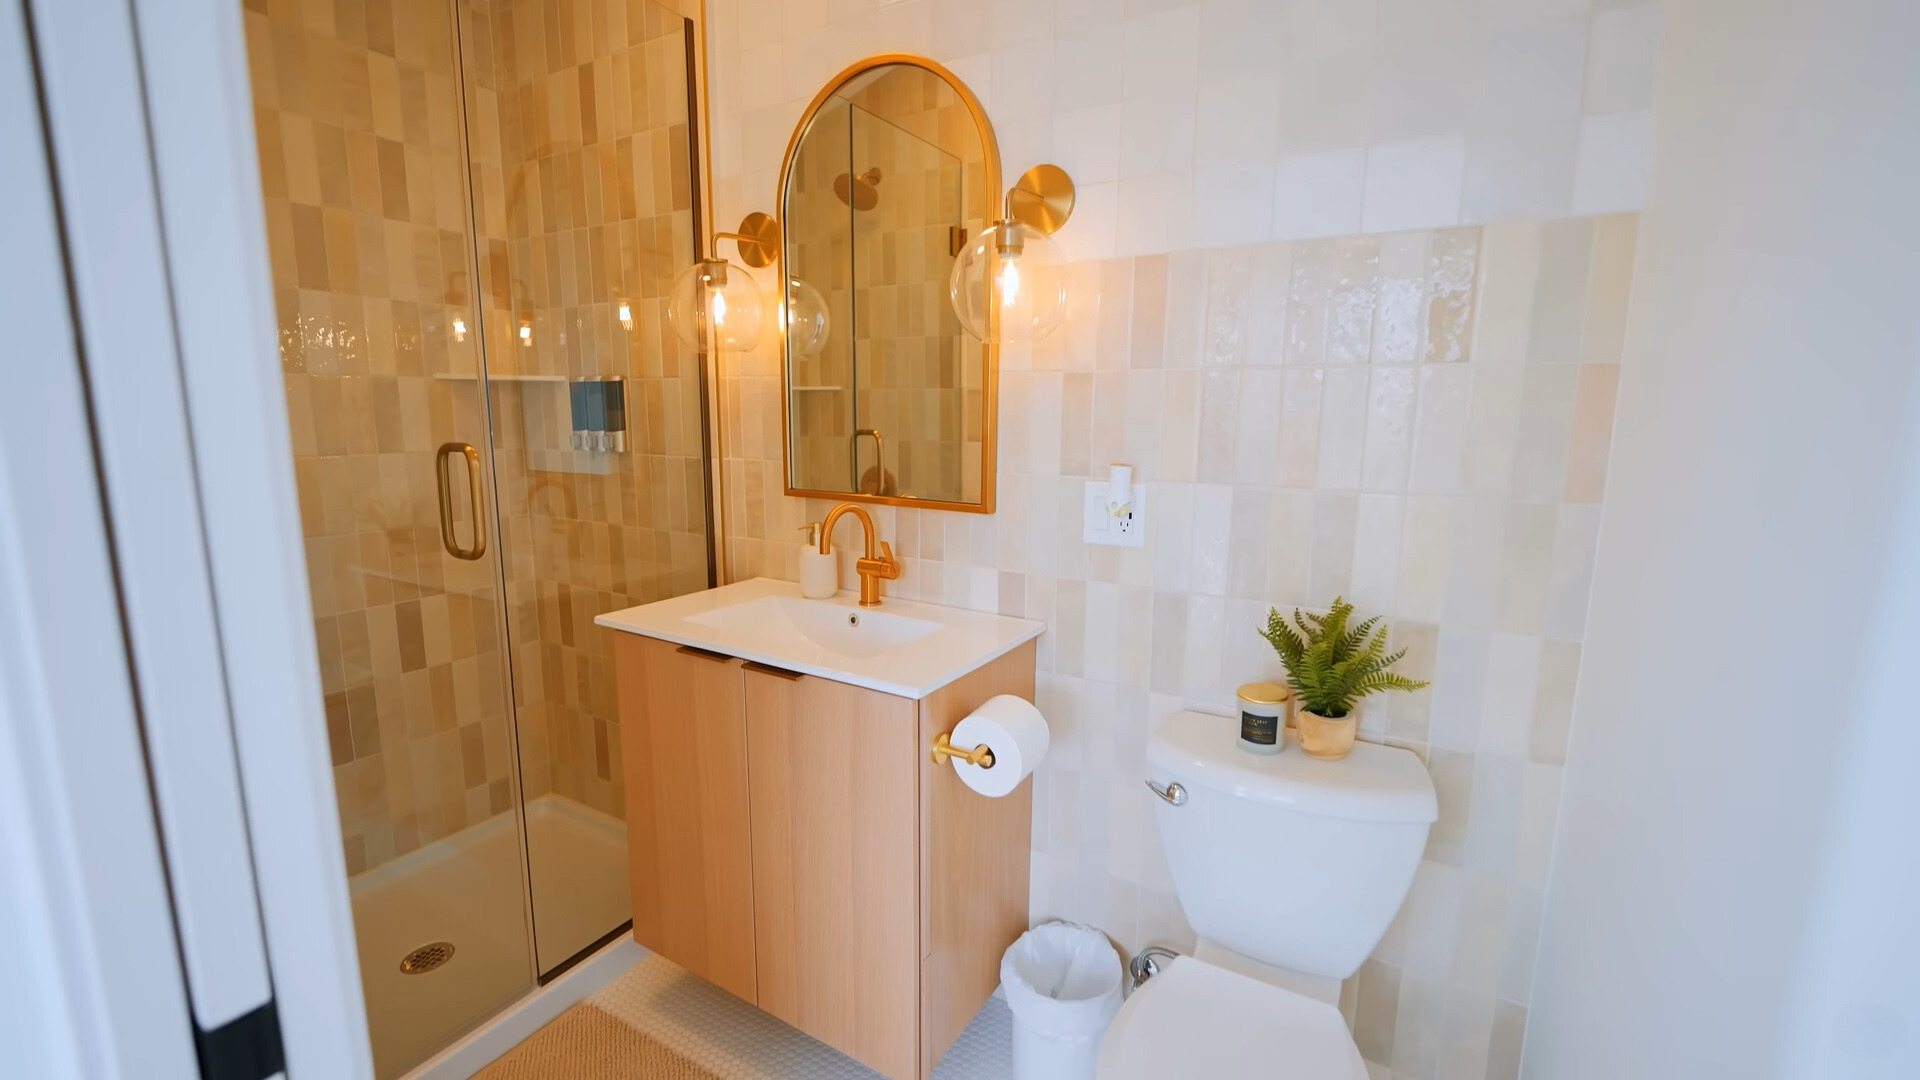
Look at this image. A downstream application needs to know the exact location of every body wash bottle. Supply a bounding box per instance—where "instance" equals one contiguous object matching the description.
[798,522,837,598]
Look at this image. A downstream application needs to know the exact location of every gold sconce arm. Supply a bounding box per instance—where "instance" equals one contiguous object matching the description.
[930,731,995,769]
[713,211,780,268]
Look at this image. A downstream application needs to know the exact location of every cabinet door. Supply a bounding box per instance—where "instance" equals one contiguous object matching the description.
[745,664,919,1080]
[613,633,756,1002]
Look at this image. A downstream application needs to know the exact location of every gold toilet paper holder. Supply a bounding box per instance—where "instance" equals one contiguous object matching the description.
[930,732,995,769]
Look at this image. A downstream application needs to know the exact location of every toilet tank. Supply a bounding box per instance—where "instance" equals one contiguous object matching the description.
[1146,712,1437,981]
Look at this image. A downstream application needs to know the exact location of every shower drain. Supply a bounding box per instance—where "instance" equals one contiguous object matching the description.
[398,941,455,975]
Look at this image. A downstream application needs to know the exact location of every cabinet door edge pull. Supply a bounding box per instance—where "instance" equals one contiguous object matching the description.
[675,644,736,663]
[741,661,803,680]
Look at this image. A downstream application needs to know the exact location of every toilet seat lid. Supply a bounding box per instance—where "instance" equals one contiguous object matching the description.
[1096,956,1367,1080]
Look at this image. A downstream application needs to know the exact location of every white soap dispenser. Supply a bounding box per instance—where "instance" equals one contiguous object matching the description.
[798,521,837,599]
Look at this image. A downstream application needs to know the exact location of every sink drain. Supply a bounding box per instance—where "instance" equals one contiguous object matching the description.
[399,941,455,975]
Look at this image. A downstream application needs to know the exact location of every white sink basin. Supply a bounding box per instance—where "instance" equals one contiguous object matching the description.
[595,577,1045,699]
[684,594,941,659]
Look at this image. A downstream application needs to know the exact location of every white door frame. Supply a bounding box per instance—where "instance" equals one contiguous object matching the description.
[0,1,198,1074]
[8,0,373,1074]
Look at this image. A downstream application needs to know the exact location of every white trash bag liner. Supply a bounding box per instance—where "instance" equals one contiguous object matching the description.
[1001,921,1124,1080]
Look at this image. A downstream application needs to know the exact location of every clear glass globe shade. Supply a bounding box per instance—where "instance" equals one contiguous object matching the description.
[781,277,831,357]
[668,257,765,352]
[947,224,1067,343]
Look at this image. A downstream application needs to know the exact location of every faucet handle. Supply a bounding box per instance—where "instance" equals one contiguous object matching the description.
[878,540,894,563]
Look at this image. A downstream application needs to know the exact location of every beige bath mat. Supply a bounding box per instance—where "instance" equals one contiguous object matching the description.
[474,1003,724,1079]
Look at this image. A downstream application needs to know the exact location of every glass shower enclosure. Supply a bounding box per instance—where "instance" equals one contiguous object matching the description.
[240,0,712,1072]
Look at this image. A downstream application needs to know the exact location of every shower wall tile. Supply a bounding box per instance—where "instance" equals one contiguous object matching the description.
[248,0,708,876]
[718,213,1638,1079]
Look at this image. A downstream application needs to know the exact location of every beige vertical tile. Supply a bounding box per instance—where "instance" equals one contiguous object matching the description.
[1129,254,1168,368]
[1277,367,1324,487]
[1329,237,1381,363]
[1581,213,1638,364]
[1526,217,1593,365]
[1391,969,1447,1077]
[1350,494,1405,616]
[1196,369,1241,483]
[1162,249,1208,368]
[1362,366,1417,491]
[1493,502,1556,635]
[1317,365,1372,488]
[1227,487,1273,600]
[1562,363,1620,502]
[1061,372,1094,477]
[1529,640,1581,766]
[1508,364,1579,501]
[1246,242,1293,366]
[1424,227,1480,364]
[1157,369,1201,482]
[1484,999,1526,1080]
[1463,753,1526,875]
[1355,960,1403,1067]
[1408,365,1472,493]
[1203,247,1252,367]
[1373,230,1429,365]
[1232,368,1282,487]
[1470,220,1541,369]
[1267,489,1314,607]
[1285,239,1332,364]
[1458,359,1524,495]
[1308,492,1358,606]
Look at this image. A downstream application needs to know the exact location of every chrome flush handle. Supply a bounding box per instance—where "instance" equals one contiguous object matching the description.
[1144,779,1187,806]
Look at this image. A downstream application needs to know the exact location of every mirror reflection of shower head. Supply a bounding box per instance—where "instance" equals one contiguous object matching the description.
[833,167,882,210]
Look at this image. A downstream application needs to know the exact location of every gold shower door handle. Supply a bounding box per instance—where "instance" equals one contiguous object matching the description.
[851,427,884,492]
[435,442,488,561]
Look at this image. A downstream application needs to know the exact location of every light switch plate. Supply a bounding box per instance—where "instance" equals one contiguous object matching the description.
[1084,480,1146,547]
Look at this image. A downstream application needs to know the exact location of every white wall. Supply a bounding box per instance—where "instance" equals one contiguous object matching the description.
[1525,0,1920,1076]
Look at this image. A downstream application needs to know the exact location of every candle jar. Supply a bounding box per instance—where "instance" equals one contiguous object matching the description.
[1236,682,1290,755]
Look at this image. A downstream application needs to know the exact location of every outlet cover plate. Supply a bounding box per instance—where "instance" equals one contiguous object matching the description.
[1084,481,1146,547]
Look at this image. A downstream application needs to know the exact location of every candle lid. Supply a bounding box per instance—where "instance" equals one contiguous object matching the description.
[1236,682,1289,704]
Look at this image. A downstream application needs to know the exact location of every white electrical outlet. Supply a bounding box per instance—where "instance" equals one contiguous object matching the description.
[1084,480,1147,547]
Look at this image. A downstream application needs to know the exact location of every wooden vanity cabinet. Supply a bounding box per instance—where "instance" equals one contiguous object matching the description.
[611,631,1037,1080]
[612,639,758,1003]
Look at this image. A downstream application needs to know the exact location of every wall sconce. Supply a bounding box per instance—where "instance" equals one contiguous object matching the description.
[668,212,779,352]
[616,300,633,331]
[781,277,831,357]
[948,164,1076,345]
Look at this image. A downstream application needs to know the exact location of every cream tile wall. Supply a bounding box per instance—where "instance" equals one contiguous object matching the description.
[705,0,1662,259]
[721,213,1638,1079]
[706,3,1655,1077]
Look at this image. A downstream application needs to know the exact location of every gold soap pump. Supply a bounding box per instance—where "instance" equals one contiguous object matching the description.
[798,520,837,599]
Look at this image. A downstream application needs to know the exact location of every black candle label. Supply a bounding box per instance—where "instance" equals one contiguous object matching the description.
[1241,709,1278,746]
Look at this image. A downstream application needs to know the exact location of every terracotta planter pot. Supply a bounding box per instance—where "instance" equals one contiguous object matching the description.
[1297,709,1357,760]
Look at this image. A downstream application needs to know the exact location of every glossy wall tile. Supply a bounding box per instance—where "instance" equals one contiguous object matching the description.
[721,212,1638,1080]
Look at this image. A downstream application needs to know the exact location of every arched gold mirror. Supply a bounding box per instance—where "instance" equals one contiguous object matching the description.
[779,56,1001,512]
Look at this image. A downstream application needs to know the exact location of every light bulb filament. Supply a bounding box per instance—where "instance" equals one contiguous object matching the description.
[1000,254,1021,309]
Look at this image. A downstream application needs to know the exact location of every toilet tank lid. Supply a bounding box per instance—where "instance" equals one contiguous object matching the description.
[1147,711,1437,824]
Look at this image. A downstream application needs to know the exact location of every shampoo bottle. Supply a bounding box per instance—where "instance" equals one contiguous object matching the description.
[799,522,837,598]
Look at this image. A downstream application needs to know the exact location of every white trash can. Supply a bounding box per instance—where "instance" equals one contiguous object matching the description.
[1001,922,1124,1080]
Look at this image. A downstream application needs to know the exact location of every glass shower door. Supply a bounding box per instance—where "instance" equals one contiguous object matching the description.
[242,0,534,1073]
[459,0,713,978]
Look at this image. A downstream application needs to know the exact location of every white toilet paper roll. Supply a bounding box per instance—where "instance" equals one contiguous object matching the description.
[949,694,1049,798]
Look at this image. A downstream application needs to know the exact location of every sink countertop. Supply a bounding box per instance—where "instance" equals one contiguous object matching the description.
[594,577,1045,699]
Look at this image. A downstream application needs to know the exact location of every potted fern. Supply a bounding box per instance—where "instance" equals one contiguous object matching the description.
[1260,597,1428,760]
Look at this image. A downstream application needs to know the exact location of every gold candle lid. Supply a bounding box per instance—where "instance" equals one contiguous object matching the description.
[1236,682,1289,704]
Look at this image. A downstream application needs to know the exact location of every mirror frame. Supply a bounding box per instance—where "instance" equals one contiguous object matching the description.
[775,54,1001,514]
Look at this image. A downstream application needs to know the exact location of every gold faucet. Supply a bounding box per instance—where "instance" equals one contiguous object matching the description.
[819,502,901,607]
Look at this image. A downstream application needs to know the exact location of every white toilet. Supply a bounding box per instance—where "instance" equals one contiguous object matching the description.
[1097,710,1438,1078]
